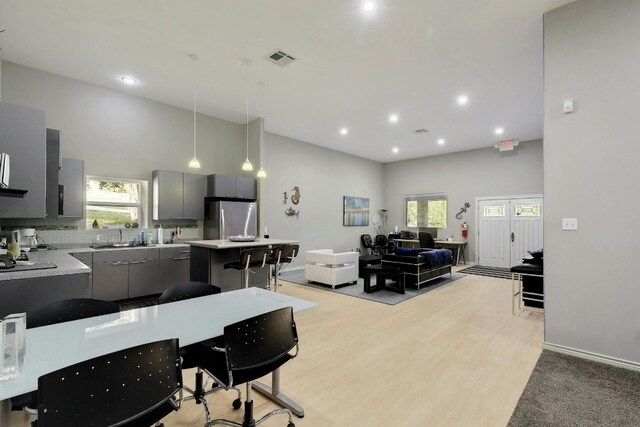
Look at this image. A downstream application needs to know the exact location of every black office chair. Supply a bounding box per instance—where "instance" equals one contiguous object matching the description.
[157,282,242,423]
[33,338,182,427]
[266,244,300,292]
[374,234,388,253]
[11,298,120,414]
[224,247,271,289]
[418,232,435,249]
[361,234,383,255]
[197,306,299,427]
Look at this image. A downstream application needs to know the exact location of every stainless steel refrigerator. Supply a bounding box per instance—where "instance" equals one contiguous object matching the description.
[204,201,257,239]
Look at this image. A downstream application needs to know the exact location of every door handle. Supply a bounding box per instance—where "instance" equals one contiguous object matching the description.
[173,256,189,261]
[511,232,515,242]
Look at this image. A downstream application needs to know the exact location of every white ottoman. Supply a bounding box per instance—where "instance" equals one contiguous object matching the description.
[304,249,359,289]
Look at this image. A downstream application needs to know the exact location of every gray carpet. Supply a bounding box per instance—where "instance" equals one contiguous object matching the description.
[279,269,464,305]
[508,350,640,426]
[458,264,513,279]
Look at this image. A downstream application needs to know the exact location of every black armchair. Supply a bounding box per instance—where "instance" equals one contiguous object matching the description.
[361,234,385,255]
[34,339,182,427]
[198,307,299,427]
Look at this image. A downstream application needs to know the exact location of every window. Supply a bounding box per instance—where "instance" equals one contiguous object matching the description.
[405,194,447,228]
[85,177,144,228]
[483,205,506,217]
[515,204,541,217]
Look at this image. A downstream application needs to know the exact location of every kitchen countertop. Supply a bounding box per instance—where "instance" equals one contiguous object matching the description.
[0,243,191,282]
[0,250,90,281]
[188,239,297,249]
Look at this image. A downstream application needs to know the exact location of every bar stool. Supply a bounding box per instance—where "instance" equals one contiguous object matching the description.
[223,247,271,289]
[266,244,299,292]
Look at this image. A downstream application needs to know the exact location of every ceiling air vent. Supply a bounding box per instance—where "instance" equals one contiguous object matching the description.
[265,49,296,67]
[414,129,429,134]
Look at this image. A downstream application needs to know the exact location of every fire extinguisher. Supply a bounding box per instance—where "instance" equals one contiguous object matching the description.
[461,222,468,239]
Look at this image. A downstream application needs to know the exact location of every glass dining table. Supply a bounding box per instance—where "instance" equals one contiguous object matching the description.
[0,287,317,425]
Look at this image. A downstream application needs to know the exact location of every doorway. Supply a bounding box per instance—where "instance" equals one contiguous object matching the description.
[476,196,543,268]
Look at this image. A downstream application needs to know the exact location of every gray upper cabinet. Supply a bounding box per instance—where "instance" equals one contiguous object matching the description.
[46,128,85,219]
[237,176,257,200]
[153,170,204,220]
[207,174,256,200]
[183,173,205,219]
[0,103,47,218]
[58,158,85,218]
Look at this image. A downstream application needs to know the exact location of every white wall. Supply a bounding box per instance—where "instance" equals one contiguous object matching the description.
[383,140,543,262]
[264,132,384,268]
[544,0,640,364]
[1,61,246,179]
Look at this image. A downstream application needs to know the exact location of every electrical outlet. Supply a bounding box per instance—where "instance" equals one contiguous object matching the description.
[562,218,578,230]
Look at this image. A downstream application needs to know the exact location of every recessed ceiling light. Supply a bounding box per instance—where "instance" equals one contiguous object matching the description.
[340,128,348,135]
[437,138,446,145]
[495,127,504,135]
[389,114,399,123]
[120,76,138,86]
[456,94,469,106]
[362,1,377,12]
[392,147,399,153]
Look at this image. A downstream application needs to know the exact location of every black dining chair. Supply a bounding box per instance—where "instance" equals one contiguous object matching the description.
[197,306,299,427]
[266,244,300,292]
[157,281,242,423]
[33,338,183,427]
[224,247,271,289]
[11,298,120,414]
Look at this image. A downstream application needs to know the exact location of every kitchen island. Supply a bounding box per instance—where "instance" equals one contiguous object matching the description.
[188,239,298,292]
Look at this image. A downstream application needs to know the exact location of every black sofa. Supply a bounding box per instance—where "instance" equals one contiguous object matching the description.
[381,248,452,289]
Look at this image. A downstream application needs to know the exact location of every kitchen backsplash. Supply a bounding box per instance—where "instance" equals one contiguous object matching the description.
[0,218,199,245]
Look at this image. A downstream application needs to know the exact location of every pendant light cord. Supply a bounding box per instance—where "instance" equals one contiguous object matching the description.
[193,57,197,158]
[246,60,250,157]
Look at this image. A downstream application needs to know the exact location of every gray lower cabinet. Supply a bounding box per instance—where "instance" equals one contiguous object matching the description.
[92,248,162,301]
[71,252,93,290]
[92,260,129,301]
[128,258,161,298]
[159,247,191,289]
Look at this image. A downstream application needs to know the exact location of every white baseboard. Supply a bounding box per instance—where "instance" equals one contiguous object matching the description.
[543,342,640,372]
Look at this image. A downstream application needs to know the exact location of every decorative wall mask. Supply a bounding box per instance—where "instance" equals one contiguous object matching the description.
[285,207,299,217]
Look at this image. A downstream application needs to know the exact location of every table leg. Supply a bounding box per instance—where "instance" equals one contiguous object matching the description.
[252,368,304,418]
[364,273,372,293]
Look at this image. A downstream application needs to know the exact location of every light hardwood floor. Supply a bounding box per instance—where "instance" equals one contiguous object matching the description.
[6,271,542,427]
[164,271,543,427]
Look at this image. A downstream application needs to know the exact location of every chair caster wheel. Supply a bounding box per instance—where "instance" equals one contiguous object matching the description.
[232,398,242,410]
[287,422,295,427]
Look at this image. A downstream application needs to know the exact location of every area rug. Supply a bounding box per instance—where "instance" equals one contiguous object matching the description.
[279,269,464,305]
[508,350,640,426]
[458,264,512,279]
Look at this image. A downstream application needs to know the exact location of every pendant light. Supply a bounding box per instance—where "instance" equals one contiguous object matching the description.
[256,81,267,178]
[188,54,201,169]
[241,59,254,172]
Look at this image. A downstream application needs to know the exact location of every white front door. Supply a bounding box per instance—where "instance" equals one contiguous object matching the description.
[478,197,544,268]
[478,200,511,268]
[510,198,543,265]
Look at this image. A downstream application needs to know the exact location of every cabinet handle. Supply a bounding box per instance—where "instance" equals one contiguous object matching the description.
[180,250,190,254]
[129,260,146,265]
[111,261,128,266]
[173,256,189,261]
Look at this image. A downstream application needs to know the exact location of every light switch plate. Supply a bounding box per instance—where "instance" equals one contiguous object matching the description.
[562,218,578,230]
[563,99,574,114]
